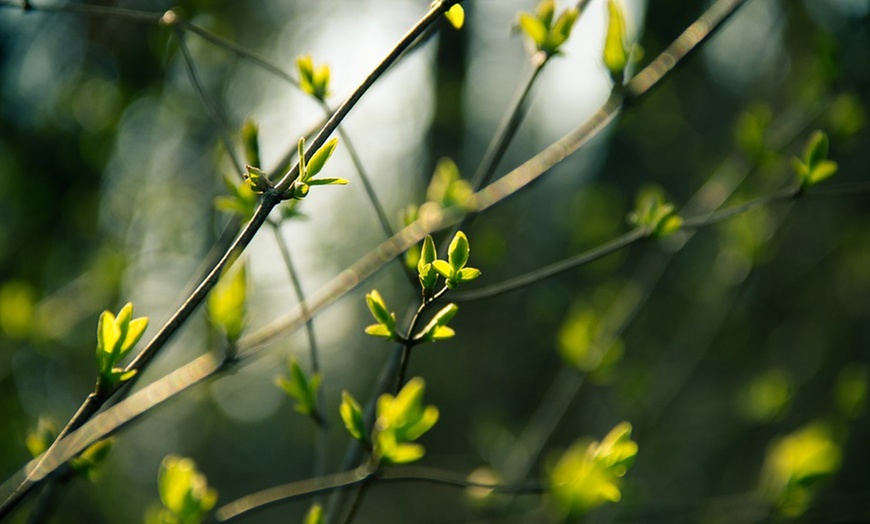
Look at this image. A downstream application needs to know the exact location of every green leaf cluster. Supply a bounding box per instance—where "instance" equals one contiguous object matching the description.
[275,358,322,421]
[374,377,439,464]
[340,378,439,464]
[431,231,481,289]
[207,263,247,344]
[296,55,331,101]
[549,422,638,516]
[425,158,473,210]
[793,130,838,188]
[26,416,114,480]
[627,187,682,238]
[290,136,348,200]
[517,0,579,57]
[95,302,148,385]
[363,290,398,340]
[214,175,259,220]
[759,421,842,517]
[154,455,217,524]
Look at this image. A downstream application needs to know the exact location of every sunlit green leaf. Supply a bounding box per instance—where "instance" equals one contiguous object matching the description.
[275,358,321,419]
[444,4,464,29]
[158,455,217,524]
[306,177,348,186]
[340,391,368,444]
[241,119,260,168]
[447,231,470,272]
[549,422,638,516]
[306,137,339,180]
[303,503,324,524]
[207,263,247,343]
[603,0,629,82]
[759,421,842,517]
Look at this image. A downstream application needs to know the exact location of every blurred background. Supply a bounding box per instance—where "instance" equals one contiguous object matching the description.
[0,0,869,522]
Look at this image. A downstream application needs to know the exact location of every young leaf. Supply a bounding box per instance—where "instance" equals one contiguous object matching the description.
[306,177,349,186]
[517,13,547,49]
[418,303,459,342]
[431,260,454,281]
[447,231,470,272]
[373,377,439,464]
[240,118,260,168]
[340,391,368,444]
[417,235,439,296]
[303,504,324,524]
[95,302,149,384]
[549,421,638,516]
[207,263,247,343]
[157,455,217,524]
[365,290,395,330]
[444,4,464,29]
[296,55,331,100]
[603,0,629,83]
[306,137,339,180]
[244,165,274,194]
[275,358,321,419]
[297,137,308,183]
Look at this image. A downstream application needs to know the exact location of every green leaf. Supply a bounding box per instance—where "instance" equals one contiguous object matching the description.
[365,290,394,330]
[158,455,217,523]
[244,165,274,194]
[276,358,321,419]
[383,442,426,464]
[808,159,838,185]
[373,377,439,464]
[549,8,578,51]
[207,263,247,343]
[71,438,114,480]
[604,0,629,82]
[549,421,638,516]
[95,303,148,383]
[340,391,368,443]
[803,130,829,169]
[306,137,339,180]
[444,4,464,29]
[536,0,555,29]
[303,504,324,524]
[418,303,459,342]
[240,119,260,168]
[296,55,330,100]
[457,267,481,282]
[417,236,439,295]
[517,13,547,50]
[365,323,394,340]
[431,260,454,280]
[297,137,308,182]
[306,177,349,186]
[447,231,470,272]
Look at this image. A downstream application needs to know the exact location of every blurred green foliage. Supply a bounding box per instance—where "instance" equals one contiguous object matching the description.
[0,0,869,522]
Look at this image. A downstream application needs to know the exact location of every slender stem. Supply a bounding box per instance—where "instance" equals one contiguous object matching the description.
[170,24,244,177]
[0,0,163,21]
[181,20,299,86]
[214,467,374,522]
[453,229,647,302]
[338,479,372,524]
[270,223,329,479]
[395,286,449,393]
